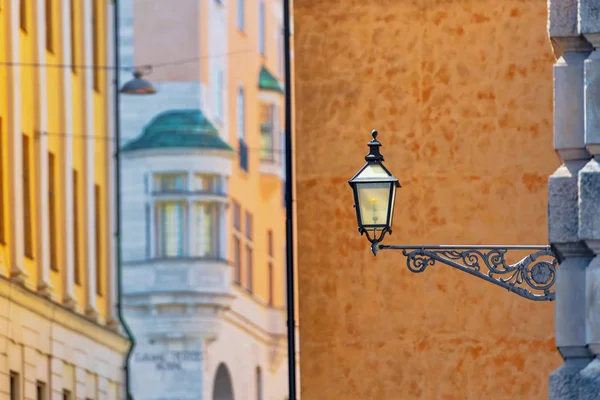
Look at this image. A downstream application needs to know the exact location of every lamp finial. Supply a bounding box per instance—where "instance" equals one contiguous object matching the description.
[365,129,384,162]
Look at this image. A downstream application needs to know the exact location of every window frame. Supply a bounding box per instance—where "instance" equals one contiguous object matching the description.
[154,172,188,193]
[155,200,186,258]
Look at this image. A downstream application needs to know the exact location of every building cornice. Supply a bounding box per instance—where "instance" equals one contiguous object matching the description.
[0,276,130,353]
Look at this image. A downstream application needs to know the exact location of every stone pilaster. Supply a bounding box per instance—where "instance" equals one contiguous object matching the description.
[34,0,53,298]
[60,0,76,309]
[548,2,595,398]
[83,0,98,320]
[575,1,600,397]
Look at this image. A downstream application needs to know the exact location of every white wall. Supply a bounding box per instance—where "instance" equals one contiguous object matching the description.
[204,301,289,400]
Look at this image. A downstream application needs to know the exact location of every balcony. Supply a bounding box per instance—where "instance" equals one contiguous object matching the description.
[259,123,283,178]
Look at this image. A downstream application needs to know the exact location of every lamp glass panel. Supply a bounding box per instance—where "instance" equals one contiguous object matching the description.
[355,163,389,180]
[356,182,392,227]
[388,184,397,228]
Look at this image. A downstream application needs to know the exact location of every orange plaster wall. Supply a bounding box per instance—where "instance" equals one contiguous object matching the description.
[293,0,562,398]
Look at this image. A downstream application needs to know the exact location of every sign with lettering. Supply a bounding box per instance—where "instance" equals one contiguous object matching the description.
[132,349,203,399]
[135,351,202,371]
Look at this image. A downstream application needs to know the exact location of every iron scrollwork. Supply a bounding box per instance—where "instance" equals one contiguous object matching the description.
[378,245,557,301]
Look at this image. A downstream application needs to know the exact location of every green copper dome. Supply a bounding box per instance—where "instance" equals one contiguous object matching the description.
[259,66,284,93]
[122,109,234,152]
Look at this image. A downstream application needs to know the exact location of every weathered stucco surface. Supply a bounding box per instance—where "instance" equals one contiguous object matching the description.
[293,0,562,398]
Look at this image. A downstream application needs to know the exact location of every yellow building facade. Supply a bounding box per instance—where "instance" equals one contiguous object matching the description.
[0,0,128,399]
[293,0,561,398]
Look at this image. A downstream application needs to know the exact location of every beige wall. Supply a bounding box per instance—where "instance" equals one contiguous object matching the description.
[293,0,562,398]
[134,0,201,81]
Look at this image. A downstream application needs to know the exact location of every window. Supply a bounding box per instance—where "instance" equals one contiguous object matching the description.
[245,211,253,291]
[62,390,71,400]
[268,262,273,305]
[36,382,46,400]
[232,200,241,284]
[45,0,53,52]
[154,173,186,192]
[278,25,283,76]
[145,204,151,258]
[94,185,102,295]
[260,103,275,161]
[92,0,100,91]
[20,0,26,32]
[267,230,273,257]
[245,243,253,292]
[259,1,265,55]
[156,201,184,257]
[49,153,57,270]
[70,0,76,73]
[0,118,5,243]
[10,372,19,400]
[233,201,241,230]
[194,203,218,257]
[237,0,244,30]
[151,173,222,259]
[215,69,224,120]
[233,236,241,284]
[268,230,273,305]
[256,367,263,400]
[193,174,220,193]
[237,87,245,139]
[73,170,81,285]
[245,211,252,240]
[22,135,33,258]
[237,87,248,171]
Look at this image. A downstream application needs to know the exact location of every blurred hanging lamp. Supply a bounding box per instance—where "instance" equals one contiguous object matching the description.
[120,67,157,95]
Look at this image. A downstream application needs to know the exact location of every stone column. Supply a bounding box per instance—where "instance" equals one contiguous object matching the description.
[547,1,595,398]
[577,1,600,396]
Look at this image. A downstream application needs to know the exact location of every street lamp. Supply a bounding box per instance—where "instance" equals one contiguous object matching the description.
[348,130,400,255]
[349,130,558,302]
[120,69,157,95]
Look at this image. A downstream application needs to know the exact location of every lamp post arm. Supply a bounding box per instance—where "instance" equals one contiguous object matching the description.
[378,245,558,302]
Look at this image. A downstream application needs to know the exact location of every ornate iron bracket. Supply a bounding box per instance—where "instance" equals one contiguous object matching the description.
[378,245,558,302]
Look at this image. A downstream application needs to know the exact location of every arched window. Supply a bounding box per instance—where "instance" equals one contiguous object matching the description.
[213,363,234,400]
